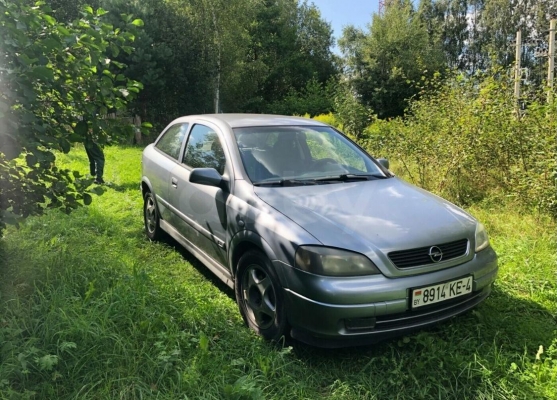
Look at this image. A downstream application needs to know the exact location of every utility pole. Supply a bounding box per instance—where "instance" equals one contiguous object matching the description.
[212,9,221,114]
[514,30,522,102]
[547,18,556,104]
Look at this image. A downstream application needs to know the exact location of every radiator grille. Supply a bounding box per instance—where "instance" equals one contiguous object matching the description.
[388,239,469,269]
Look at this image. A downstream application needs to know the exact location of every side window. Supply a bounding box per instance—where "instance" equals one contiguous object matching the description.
[155,123,189,160]
[183,124,226,175]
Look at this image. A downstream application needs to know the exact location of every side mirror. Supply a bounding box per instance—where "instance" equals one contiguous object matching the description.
[377,158,390,170]
[189,168,227,189]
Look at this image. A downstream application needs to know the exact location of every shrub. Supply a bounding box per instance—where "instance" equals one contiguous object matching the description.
[362,71,556,216]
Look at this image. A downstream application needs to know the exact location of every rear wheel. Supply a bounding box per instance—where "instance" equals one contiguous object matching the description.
[143,191,162,241]
[235,250,288,342]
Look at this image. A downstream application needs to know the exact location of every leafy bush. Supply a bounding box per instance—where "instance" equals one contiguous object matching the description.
[332,82,374,140]
[309,112,342,129]
[361,72,556,216]
[0,1,143,235]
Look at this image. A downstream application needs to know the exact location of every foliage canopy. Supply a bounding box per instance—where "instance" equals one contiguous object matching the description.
[0,1,142,234]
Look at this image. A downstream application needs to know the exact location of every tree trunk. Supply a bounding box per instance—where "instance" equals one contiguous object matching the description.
[134,114,142,144]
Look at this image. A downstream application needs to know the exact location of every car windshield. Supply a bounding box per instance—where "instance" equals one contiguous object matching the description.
[233,126,386,184]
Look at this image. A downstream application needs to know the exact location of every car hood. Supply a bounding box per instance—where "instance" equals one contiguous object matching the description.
[254,178,477,255]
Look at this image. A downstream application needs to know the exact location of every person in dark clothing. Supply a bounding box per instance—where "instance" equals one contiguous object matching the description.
[85,135,105,184]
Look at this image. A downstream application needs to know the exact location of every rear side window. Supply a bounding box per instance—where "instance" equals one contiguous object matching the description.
[183,124,226,175]
[155,123,189,160]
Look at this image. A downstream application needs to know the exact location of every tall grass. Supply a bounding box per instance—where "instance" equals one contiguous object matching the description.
[0,145,556,399]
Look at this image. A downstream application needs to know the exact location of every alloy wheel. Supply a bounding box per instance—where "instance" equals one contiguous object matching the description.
[242,264,277,330]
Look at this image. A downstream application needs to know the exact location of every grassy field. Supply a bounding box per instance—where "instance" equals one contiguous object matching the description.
[1,145,556,399]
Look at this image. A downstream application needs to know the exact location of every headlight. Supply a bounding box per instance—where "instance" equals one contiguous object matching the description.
[295,246,381,276]
[475,223,490,252]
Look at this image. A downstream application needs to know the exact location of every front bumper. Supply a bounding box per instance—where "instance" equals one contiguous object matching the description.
[279,247,498,348]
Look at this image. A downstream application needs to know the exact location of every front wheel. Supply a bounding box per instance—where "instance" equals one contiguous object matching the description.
[143,191,163,241]
[235,250,288,342]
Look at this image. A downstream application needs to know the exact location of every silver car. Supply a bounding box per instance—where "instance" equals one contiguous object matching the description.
[141,114,498,347]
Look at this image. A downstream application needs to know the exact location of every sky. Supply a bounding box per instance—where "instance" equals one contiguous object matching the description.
[308,0,380,52]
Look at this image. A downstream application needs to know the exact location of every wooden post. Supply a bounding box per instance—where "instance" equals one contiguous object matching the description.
[548,19,556,104]
[514,30,522,102]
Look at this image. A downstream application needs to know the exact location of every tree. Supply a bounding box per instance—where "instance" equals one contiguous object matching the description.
[243,0,337,112]
[478,0,555,75]
[333,82,373,140]
[38,0,338,122]
[433,0,556,75]
[268,76,335,116]
[340,0,446,118]
[0,1,142,235]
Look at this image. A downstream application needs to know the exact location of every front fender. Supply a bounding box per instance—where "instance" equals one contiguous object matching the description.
[228,230,292,286]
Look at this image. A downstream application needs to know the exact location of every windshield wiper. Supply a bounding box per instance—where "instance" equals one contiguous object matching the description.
[314,173,388,182]
[253,178,318,187]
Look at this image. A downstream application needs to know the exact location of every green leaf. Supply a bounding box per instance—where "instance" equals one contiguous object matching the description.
[42,14,56,26]
[37,354,58,371]
[16,21,27,31]
[31,66,54,81]
[57,26,70,36]
[60,139,71,153]
[110,43,120,57]
[90,186,105,195]
[42,37,62,52]
[1,210,21,227]
[84,5,94,14]
[131,19,144,27]
[199,333,209,353]
[111,60,125,68]
[59,342,77,353]
[83,193,93,205]
[18,53,37,66]
[26,154,37,167]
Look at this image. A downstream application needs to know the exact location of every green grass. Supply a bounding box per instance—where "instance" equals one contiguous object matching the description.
[1,145,556,399]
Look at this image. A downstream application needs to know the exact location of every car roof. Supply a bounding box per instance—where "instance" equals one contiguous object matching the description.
[173,114,329,128]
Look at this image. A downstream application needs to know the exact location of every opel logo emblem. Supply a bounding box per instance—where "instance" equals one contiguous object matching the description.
[428,246,443,262]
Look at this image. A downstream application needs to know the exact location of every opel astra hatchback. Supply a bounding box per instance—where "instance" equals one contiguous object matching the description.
[141,114,498,347]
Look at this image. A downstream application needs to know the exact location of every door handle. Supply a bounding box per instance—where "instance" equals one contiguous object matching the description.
[171,177,178,188]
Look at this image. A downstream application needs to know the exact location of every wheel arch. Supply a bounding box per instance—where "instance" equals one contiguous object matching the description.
[141,178,153,197]
[141,179,162,216]
[229,231,278,278]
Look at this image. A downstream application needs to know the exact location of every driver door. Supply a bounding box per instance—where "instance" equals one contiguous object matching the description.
[168,123,229,267]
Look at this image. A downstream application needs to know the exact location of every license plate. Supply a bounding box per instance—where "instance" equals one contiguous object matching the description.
[412,276,472,309]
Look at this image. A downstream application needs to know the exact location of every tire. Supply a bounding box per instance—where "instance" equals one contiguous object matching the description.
[143,191,163,241]
[235,250,288,342]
